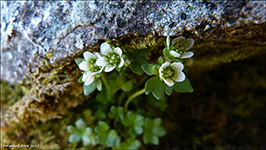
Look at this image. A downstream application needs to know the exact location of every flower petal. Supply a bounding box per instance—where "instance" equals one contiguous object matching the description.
[100,42,112,55]
[84,75,95,85]
[95,52,101,59]
[169,50,181,58]
[118,57,124,68]
[96,57,108,66]
[172,36,185,45]
[97,66,104,73]
[79,61,89,71]
[114,47,123,56]
[163,78,174,87]
[82,72,90,82]
[181,38,194,50]
[173,70,185,82]
[161,62,170,69]
[83,52,95,61]
[159,62,170,77]
[166,36,170,50]
[170,62,184,70]
[180,51,194,59]
[104,65,116,72]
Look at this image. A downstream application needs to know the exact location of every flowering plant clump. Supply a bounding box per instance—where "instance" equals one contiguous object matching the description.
[71,36,195,149]
[67,118,97,147]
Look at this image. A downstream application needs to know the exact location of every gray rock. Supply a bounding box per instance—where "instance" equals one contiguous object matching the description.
[1,1,265,84]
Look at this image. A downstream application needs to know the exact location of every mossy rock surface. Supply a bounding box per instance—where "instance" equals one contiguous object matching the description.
[1,1,265,84]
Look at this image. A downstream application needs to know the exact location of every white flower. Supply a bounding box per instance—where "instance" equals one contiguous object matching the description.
[96,42,124,72]
[167,36,194,59]
[78,52,103,85]
[159,62,185,87]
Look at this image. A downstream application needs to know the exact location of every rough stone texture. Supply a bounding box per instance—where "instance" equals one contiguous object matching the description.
[1,1,265,84]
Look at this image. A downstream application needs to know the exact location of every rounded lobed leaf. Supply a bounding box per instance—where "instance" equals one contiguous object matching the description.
[95,121,110,133]
[152,81,165,100]
[150,134,159,145]
[83,80,97,96]
[69,132,81,143]
[82,135,91,146]
[121,80,134,92]
[145,76,159,95]
[152,118,162,126]
[67,125,76,134]
[75,118,87,131]
[153,126,166,137]
[173,77,194,93]
[142,64,154,76]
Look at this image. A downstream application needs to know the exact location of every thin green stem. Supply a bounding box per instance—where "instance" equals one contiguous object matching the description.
[124,88,145,112]
[118,91,127,106]
[101,73,112,96]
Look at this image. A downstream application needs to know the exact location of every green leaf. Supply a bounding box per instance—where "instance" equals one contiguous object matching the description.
[75,118,87,131]
[117,107,124,116]
[145,76,159,95]
[83,109,93,122]
[78,76,83,83]
[152,118,162,126]
[164,83,173,96]
[142,64,154,76]
[97,79,102,91]
[69,132,81,143]
[75,58,84,65]
[121,80,134,92]
[116,75,126,87]
[85,127,93,135]
[150,134,159,145]
[138,50,148,56]
[153,126,166,137]
[106,130,120,147]
[82,135,91,146]
[108,106,124,119]
[129,126,138,137]
[95,121,110,133]
[118,142,129,149]
[83,80,97,96]
[134,114,144,126]
[108,106,117,119]
[120,138,141,150]
[143,132,152,144]
[158,56,164,65]
[130,63,143,75]
[163,48,170,58]
[134,126,143,134]
[144,118,153,129]
[152,81,165,100]
[96,89,110,104]
[173,77,194,93]
[95,108,106,120]
[120,111,136,126]
[67,125,76,134]
[129,50,149,75]
[152,65,160,75]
